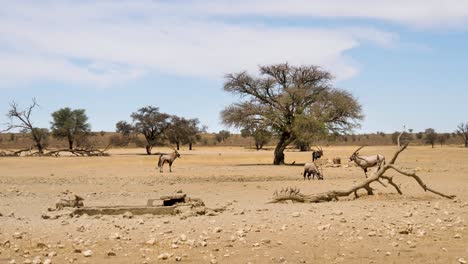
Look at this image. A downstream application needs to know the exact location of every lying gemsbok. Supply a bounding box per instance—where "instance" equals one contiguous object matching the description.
[349,146,385,178]
[157,148,181,173]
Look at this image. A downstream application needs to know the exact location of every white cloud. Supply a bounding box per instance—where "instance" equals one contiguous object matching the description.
[178,0,468,29]
[0,1,408,86]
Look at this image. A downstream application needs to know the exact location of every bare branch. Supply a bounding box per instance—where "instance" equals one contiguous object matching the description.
[270,144,455,203]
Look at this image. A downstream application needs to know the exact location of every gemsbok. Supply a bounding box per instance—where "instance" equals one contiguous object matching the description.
[303,162,324,180]
[349,146,385,178]
[157,149,181,173]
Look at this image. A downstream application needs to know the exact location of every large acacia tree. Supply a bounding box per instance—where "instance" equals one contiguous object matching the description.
[50,107,91,149]
[221,63,363,165]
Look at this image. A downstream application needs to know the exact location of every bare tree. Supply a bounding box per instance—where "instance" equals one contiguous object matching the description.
[456,122,468,147]
[221,63,362,165]
[3,99,48,154]
[437,133,450,147]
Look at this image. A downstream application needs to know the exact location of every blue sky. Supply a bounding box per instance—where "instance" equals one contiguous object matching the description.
[0,1,467,134]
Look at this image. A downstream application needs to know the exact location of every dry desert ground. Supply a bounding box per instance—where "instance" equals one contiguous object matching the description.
[0,146,467,264]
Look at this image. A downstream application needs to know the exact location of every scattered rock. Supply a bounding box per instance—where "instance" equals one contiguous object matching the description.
[157,253,171,260]
[292,212,301,217]
[55,192,84,210]
[145,238,157,246]
[82,250,93,257]
[122,212,133,219]
[32,257,42,264]
[458,258,467,264]
[317,224,331,231]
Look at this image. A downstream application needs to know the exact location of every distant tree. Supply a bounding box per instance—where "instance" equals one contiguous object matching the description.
[109,121,134,147]
[456,122,468,147]
[241,123,272,150]
[183,119,206,150]
[130,106,170,154]
[416,132,424,140]
[424,128,437,148]
[215,130,231,143]
[4,99,48,153]
[293,116,326,151]
[50,107,91,149]
[221,63,363,164]
[391,131,413,145]
[116,121,133,137]
[166,116,188,150]
[437,133,450,147]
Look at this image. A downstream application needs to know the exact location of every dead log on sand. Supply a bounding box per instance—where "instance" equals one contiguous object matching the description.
[0,147,34,157]
[269,144,456,203]
[0,145,110,157]
[42,146,110,157]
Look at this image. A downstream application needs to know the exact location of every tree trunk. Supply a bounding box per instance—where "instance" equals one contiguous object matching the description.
[189,143,193,150]
[36,142,44,154]
[273,132,292,165]
[31,132,44,154]
[431,143,434,148]
[465,138,468,148]
[176,142,180,150]
[68,137,74,150]
[145,145,152,155]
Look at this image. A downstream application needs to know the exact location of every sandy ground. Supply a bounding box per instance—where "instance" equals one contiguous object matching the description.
[0,146,467,264]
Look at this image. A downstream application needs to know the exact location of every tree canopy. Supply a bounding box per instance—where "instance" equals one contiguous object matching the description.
[51,107,91,149]
[130,106,170,154]
[221,63,363,164]
[424,128,437,148]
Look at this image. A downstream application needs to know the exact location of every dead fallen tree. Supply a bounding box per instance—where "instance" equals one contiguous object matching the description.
[269,144,456,203]
[42,146,110,157]
[0,147,34,157]
[0,145,110,157]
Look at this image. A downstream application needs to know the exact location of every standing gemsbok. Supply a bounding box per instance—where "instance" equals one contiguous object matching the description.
[311,146,324,162]
[349,146,385,178]
[157,148,181,173]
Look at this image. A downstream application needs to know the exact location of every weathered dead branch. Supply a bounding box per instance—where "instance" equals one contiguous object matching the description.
[42,146,110,157]
[0,144,110,157]
[270,144,455,203]
[0,147,34,157]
